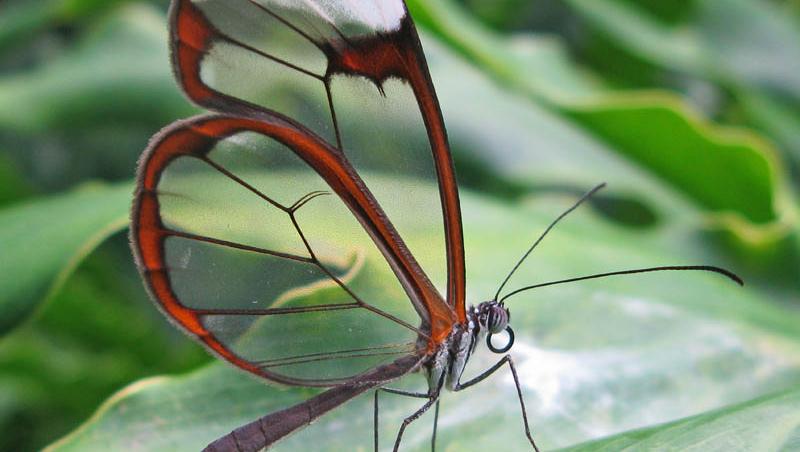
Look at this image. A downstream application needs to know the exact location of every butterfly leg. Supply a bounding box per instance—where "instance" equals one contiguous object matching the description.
[454,355,540,452]
[431,399,440,452]
[374,388,429,452]
[391,392,440,452]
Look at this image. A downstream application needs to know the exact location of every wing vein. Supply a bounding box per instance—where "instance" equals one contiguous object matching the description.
[201,156,289,211]
[163,228,313,263]
[215,33,324,80]
[255,341,416,366]
[245,0,321,49]
[258,348,415,368]
[193,303,360,316]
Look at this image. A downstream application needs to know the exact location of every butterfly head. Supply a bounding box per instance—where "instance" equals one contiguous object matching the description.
[475,301,514,353]
[476,300,509,334]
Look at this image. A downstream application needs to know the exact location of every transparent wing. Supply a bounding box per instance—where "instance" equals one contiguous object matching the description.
[131,114,454,386]
[170,0,466,320]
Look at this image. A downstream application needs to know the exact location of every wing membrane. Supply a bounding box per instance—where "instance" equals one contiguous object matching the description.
[170,0,466,320]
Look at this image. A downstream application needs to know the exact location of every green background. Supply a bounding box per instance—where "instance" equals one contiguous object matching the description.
[0,0,799,450]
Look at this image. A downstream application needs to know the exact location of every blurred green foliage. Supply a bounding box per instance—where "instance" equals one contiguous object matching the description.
[0,0,798,450]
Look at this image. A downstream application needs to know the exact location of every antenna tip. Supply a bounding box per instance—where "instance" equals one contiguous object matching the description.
[709,266,744,286]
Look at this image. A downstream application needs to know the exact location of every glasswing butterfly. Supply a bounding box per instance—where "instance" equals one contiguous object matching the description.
[130,0,742,450]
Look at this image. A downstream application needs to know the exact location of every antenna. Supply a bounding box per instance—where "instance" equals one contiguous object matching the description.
[492,183,606,301]
[499,265,743,302]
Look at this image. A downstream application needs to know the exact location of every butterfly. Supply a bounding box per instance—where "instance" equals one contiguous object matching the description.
[129,1,742,450]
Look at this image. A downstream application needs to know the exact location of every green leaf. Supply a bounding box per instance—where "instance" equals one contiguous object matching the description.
[0,182,130,334]
[0,152,33,206]
[567,99,778,224]
[564,0,800,98]
[407,0,796,244]
[0,0,133,50]
[0,3,192,134]
[563,0,800,166]
[561,386,800,451]
[739,91,800,172]
[559,0,708,75]
[422,34,800,295]
[0,0,62,55]
[47,175,800,451]
[0,249,208,451]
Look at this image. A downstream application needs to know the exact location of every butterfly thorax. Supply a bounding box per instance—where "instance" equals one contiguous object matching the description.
[426,301,511,393]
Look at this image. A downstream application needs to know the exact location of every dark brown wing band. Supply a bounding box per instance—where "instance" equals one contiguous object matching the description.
[169,0,467,323]
[131,113,456,381]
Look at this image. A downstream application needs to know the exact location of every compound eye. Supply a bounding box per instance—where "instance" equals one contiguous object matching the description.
[487,306,509,334]
[486,326,515,353]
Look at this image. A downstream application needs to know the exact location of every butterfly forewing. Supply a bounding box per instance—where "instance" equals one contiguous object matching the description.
[171,0,465,319]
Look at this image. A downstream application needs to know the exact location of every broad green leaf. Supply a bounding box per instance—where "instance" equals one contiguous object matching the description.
[562,386,800,451]
[422,35,800,296]
[559,0,707,75]
[48,175,800,451]
[739,90,800,175]
[407,0,796,244]
[568,100,779,225]
[0,0,61,55]
[0,3,192,134]
[0,0,132,53]
[424,37,738,218]
[563,0,800,166]
[564,0,800,99]
[0,182,130,334]
[0,153,32,206]
[697,0,800,98]
[0,250,208,451]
